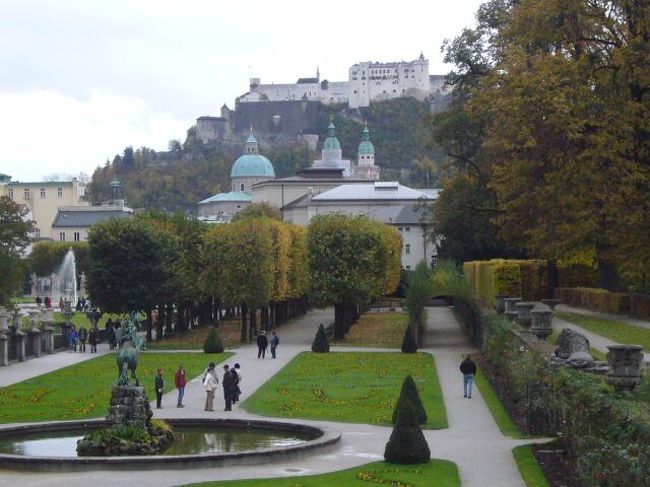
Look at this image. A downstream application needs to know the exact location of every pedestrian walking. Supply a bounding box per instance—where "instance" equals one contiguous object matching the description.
[35,296,42,306]
[68,325,78,352]
[230,366,241,404]
[59,297,65,312]
[459,354,477,398]
[270,331,279,359]
[77,325,88,352]
[44,296,52,308]
[155,369,165,409]
[88,326,98,353]
[256,330,268,359]
[175,365,187,408]
[222,364,233,411]
[203,363,218,411]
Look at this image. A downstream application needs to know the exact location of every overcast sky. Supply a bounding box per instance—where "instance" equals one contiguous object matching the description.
[1,0,484,182]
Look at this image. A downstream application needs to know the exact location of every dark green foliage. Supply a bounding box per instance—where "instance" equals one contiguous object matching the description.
[203,327,224,354]
[384,400,431,464]
[404,262,433,334]
[400,325,418,354]
[392,375,427,425]
[28,241,89,277]
[0,197,33,306]
[311,324,330,353]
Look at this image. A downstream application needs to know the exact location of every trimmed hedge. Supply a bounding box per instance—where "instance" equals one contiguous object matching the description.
[311,323,330,353]
[464,259,546,306]
[555,287,631,314]
[400,325,418,353]
[384,400,431,464]
[630,294,650,320]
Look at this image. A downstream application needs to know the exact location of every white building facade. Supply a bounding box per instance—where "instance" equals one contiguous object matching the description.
[237,54,437,108]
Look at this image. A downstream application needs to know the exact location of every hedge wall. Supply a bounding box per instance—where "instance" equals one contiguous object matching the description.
[555,287,631,314]
[631,294,650,320]
[463,259,546,306]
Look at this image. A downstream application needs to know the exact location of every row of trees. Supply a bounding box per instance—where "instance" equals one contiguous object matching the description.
[81,209,401,342]
[431,0,650,292]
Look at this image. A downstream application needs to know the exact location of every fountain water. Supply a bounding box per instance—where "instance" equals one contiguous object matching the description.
[55,249,77,304]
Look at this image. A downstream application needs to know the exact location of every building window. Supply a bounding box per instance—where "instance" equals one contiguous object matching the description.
[240,183,245,191]
[24,188,30,199]
[405,244,411,255]
[406,265,412,271]
[59,232,66,242]
[397,227,403,232]
[57,187,63,198]
[34,228,40,239]
[404,227,410,232]
[74,232,80,242]
[7,188,13,198]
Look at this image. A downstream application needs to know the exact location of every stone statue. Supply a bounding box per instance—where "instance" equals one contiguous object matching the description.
[116,314,146,386]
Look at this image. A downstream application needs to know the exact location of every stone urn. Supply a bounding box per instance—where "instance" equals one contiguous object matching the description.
[515,302,536,328]
[541,299,562,311]
[494,295,506,314]
[531,309,553,339]
[504,297,521,322]
[605,345,644,392]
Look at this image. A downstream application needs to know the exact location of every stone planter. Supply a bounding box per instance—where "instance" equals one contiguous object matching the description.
[605,345,644,392]
[494,295,506,314]
[531,310,553,340]
[0,308,8,332]
[541,299,562,311]
[515,302,536,328]
[504,297,522,314]
[0,334,8,366]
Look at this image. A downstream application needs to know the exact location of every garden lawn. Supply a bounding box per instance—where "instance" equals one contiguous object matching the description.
[334,312,409,348]
[147,321,241,350]
[513,445,550,487]
[242,352,448,429]
[0,352,231,424]
[475,366,525,438]
[557,312,650,350]
[185,460,460,487]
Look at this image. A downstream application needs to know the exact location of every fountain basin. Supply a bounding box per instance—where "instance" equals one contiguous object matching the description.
[0,418,340,471]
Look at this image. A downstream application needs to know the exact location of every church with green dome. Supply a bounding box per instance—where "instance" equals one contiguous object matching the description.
[197,130,275,220]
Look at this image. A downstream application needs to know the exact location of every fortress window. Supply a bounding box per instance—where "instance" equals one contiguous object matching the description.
[40,188,45,198]
[240,183,245,191]
[58,187,63,198]
[24,188,30,199]
[7,188,13,198]
[59,232,65,242]
[74,232,80,242]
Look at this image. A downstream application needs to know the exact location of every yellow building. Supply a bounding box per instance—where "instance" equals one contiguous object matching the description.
[0,175,89,239]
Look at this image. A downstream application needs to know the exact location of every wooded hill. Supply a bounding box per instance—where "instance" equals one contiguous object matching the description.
[88,97,446,213]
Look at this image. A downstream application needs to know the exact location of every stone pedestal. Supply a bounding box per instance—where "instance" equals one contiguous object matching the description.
[541,299,562,311]
[0,334,8,366]
[14,331,25,362]
[42,327,54,354]
[515,302,536,328]
[494,295,506,314]
[107,385,153,429]
[0,308,8,332]
[606,345,644,392]
[504,297,521,321]
[531,310,553,340]
[28,329,42,357]
[42,308,54,325]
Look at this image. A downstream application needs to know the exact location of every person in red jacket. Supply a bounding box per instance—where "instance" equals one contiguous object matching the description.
[175,365,187,408]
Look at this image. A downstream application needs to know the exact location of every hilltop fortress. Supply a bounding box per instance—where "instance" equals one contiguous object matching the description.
[196,54,449,147]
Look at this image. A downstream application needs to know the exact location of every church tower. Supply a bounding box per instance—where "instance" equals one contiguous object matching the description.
[355,123,380,180]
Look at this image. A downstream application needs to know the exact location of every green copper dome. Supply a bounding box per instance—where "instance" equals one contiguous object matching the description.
[231,154,275,178]
[323,121,341,151]
[358,126,375,155]
[231,131,275,178]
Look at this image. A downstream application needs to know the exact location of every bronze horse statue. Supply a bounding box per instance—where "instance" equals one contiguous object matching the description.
[116,313,146,386]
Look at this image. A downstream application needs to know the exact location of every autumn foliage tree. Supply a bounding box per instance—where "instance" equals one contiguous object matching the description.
[308,215,402,339]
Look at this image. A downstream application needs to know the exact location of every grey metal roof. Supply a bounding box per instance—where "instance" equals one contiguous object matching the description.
[281,193,314,211]
[52,208,132,228]
[366,204,431,225]
[312,182,436,201]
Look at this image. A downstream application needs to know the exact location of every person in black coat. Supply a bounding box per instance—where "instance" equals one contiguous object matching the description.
[256,331,268,359]
[459,354,477,398]
[155,369,164,409]
[88,327,99,353]
[222,365,233,411]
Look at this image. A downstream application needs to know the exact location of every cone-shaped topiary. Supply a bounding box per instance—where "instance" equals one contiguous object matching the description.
[311,323,330,353]
[392,375,427,424]
[384,399,431,464]
[203,327,224,354]
[401,324,418,353]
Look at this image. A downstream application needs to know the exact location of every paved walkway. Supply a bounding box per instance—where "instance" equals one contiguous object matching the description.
[0,307,542,487]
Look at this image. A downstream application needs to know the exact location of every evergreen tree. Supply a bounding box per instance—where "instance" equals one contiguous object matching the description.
[311,323,330,353]
[392,375,427,424]
[384,400,431,464]
[400,325,418,354]
[203,327,224,354]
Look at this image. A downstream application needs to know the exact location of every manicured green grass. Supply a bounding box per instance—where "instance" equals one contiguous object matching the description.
[475,366,525,438]
[557,312,650,350]
[335,312,409,348]
[242,351,447,429]
[0,352,231,424]
[513,445,550,487]
[186,460,460,486]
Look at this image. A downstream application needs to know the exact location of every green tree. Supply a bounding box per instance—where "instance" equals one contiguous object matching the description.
[392,375,427,424]
[0,197,33,305]
[203,327,224,354]
[231,202,282,222]
[311,323,330,353]
[384,400,431,464]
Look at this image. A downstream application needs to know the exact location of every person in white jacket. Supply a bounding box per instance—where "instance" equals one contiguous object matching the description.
[203,362,219,411]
